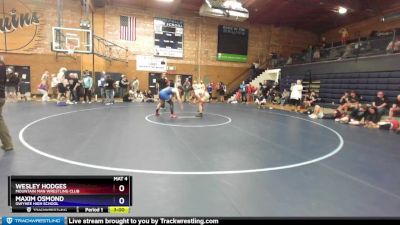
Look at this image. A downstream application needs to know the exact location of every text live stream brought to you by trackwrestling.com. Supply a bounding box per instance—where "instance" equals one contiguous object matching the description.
[1,217,224,225]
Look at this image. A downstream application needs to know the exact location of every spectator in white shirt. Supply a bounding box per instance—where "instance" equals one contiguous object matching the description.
[290,80,303,112]
[50,74,58,99]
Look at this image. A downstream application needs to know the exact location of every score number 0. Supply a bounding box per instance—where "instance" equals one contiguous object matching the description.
[118,184,126,205]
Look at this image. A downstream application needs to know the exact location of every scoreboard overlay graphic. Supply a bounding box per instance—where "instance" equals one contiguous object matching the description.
[8,176,132,213]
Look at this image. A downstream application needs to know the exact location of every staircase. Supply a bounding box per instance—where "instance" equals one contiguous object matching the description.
[227,68,281,102]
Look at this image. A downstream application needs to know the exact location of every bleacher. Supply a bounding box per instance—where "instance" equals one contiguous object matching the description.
[280,71,400,107]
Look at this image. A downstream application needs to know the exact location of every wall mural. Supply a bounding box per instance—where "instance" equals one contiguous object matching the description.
[0,0,45,53]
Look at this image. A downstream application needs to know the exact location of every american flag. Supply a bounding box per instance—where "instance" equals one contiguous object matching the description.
[120,15,136,41]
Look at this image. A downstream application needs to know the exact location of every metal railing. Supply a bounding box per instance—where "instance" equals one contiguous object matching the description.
[93,35,129,63]
[275,30,399,67]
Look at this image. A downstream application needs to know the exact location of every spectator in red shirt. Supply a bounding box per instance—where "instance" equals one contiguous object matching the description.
[389,94,400,119]
[246,84,253,103]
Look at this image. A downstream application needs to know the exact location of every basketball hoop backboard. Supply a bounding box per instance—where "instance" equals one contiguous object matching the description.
[52,27,92,54]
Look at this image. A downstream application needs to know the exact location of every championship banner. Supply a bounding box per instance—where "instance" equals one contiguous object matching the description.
[154,17,184,58]
[136,55,167,72]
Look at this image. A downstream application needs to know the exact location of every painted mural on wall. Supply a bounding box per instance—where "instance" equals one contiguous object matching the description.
[0,0,45,53]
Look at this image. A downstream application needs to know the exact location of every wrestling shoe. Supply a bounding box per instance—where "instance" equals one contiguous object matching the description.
[155,111,160,117]
[170,114,177,118]
[195,113,203,118]
[1,145,13,151]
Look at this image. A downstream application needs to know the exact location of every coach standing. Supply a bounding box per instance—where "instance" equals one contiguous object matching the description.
[0,56,13,151]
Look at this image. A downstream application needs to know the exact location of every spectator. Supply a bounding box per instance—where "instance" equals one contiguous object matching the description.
[131,77,139,93]
[266,87,276,103]
[340,90,360,112]
[271,53,278,67]
[272,89,282,105]
[0,55,13,151]
[173,77,181,89]
[377,119,399,131]
[41,70,49,83]
[386,36,400,53]
[207,82,213,103]
[345,105,368,125]
[57,79,69,104]
[290,80,303,112]
[144,90,154,103]
[240,81,247,103]
[322,109,345,121]
[123,90,134,102]
[16,72,23,101]
[286,56,293,65]
[281,89,290,105]
[5,70,12,101]
[339,27,349,45]
[7,72,19,102]
[303,91,317,109]
[313,47,321,61]
[37,80,49,102]
[135,91,144,103]
[255,91,267,109]
[50,74,58,99]
[115,80,120,98]
[250,63,256,79]
[364,106,381,128]
[156,73,168,94]
[339,43,355,59]
[320,36,327,49]
[218,82,226,102]
[98,71,107,102]
[389,94,400,119]
[77,77,84,103]
[339,91,349,106]
[230,90,241,104]
[68,73,79,104]
[82,71,93,104]
[262,80,268,97]
[199,80,205,91]
[182,78,191,103]
[120,75,129,98]
[104,75,115,105]
[305,45,313,63]
[308,105,324,119]
[56,67,67,100]
[246,84,253,103]
[372,91,388,115]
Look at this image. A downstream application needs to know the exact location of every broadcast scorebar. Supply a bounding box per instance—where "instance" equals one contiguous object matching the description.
[8,176,132,213]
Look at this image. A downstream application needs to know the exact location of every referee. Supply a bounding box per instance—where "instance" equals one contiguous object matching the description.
[156,72,168,93]
[156,73,169,111]
[0,55,13,151]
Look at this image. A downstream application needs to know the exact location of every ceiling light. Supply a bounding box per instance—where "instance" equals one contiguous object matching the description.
[381,12,400,22]
[222,0,242,10]
[338,6,348,14]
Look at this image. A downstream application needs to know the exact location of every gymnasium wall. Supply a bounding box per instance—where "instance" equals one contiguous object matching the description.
[0,0,318,94]
[322,16,400,43]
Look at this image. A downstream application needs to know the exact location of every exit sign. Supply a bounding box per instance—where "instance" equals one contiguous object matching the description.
[167,66,176,70]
